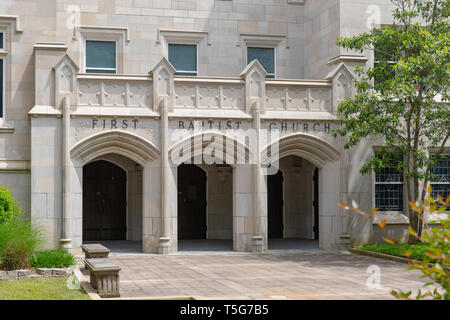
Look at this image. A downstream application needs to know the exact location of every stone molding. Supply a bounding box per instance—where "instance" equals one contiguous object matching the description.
[0,15,23,33]
[70,130,161,166]
[262,132,341,168]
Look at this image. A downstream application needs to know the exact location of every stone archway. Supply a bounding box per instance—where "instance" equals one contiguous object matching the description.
[166,131,254,252]
[262,133,342,250]
[69,130,160,252]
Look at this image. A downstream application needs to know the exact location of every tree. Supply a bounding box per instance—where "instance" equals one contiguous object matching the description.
[334,0,450,243]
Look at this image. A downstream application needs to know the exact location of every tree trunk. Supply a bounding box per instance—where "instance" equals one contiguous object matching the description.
[406,152,421,244]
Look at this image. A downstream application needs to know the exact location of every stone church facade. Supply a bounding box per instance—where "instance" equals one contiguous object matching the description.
[0,0,447,254]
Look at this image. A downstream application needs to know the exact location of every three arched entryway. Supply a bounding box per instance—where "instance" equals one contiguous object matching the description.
[69,129,341,253]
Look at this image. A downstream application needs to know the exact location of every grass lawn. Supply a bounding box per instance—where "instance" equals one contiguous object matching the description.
[0,277,90,300]
[358,243,429,261]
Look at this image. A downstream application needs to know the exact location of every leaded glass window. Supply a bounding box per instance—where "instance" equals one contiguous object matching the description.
[430,154,449,210]
[375,157,404,211]
[247,47,275,78]
[168,44,197,76]
[85,40,117,74]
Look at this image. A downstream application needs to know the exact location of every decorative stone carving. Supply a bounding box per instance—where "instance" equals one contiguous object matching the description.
[149,57,176,112]
[53,54,79,109]
[326,61,360,113]
[240,59,268,114]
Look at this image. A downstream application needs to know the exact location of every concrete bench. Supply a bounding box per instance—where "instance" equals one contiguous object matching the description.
[85,258,121,298]
[80,244,111,268]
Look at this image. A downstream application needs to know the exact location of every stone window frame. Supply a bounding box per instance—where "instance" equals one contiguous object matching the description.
[0,16,21,129]
[240,34,287,79]
[157,29,209,77]
[77,26,128,74]
[371,149,406,214]
[0,33,4,120]
[429,152,450,212]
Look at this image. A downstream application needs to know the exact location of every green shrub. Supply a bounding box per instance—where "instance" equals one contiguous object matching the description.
[30,249,74,268]
[0,187,22,224]
[0,218,42,270]
[359,243,429,261]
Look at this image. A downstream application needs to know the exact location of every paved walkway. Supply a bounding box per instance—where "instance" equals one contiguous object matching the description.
[109,251,428,300]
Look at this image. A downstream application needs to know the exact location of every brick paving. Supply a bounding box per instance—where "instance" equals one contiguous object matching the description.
[109,251,430,300]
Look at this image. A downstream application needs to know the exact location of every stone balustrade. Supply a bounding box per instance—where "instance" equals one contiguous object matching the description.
[69,64,336,117]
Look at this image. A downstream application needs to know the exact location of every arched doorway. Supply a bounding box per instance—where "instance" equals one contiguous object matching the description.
[177,164,207,239]
[83,160,127,241]
[267,156,319,249]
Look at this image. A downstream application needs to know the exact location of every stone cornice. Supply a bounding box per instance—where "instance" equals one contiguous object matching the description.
[327,55,368,66]
[33,43,68,51]
[0,15,23,33]
[0,159,30,171]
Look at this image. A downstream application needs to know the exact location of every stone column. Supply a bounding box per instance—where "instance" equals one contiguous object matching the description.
[60,96,72,251]
[319,160,342,250]
[150,58,176,254]
[251,102,264,252]
[158,98,171,254]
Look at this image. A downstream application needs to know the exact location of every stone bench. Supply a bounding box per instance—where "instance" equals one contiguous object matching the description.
[85,258,121,298]
[80,244,111,268]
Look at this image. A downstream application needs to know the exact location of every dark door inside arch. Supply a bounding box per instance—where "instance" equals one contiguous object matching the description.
[268,170,284,238]
[178,164,207,239]
[313,167,319,240]
[83,160,127,241]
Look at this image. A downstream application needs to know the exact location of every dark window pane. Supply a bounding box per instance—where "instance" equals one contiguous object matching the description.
[375,184,403,211]
[375,164,404,183]
[247,47,275,76]
[86,40,116,71]
[168,44,197,75]
[430,184,449,200]
[0,33,3,49]
[430,155,449,183]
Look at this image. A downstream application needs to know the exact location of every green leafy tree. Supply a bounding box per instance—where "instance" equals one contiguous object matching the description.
[334,0,450,242]
[0,186,22,224]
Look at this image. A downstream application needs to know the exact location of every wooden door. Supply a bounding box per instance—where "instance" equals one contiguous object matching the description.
[313,167,319,240]
[83,161,127,241]
[268,170,284,238]
[177,164,207,239]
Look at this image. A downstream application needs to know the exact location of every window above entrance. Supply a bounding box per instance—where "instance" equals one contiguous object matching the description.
[247,47,275,78]
[85,40,117,74]
[168,44,197,76]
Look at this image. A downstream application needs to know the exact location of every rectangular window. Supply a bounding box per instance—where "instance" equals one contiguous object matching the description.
[247,47,275,78]
[168,44,197,76]
[375,156,404,211]
[430,154,449,210]
[85,40,116,74]
[0,59,3,118]
[0,33,3,49]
